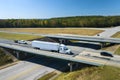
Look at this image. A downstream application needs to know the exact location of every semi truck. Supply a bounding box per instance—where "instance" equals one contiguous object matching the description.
[31,40,71,54]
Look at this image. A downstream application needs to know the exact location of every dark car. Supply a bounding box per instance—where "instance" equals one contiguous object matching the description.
[100,52,114,57]
[14,40,18,43]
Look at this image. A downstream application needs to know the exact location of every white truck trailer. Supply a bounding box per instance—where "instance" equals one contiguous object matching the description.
[31,40,71,54]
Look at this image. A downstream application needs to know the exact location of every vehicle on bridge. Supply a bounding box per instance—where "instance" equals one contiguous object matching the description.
[100,51,114,57]
[14,40,27,44]
[31,40,72,54]
[79,51,114,59]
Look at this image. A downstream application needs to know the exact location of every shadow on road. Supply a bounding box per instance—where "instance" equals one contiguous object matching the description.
[22,55,91,72]
[68,41,101,50]
[24,55,70,72]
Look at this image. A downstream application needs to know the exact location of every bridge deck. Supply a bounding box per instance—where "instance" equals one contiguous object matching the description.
[0,43,120,67]
[45,35,120,44]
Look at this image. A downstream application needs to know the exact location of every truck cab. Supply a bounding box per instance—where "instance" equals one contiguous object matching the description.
[59,44,71,54]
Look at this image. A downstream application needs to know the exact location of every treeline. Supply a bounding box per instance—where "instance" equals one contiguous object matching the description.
[0,16,120,28]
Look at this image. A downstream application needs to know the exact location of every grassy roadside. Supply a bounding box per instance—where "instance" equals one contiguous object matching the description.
[103,32,120,55]
[0,28,103,36]
[114,47,120,55]
[38,72,57,80]
[54,66,120,80]
[111,32,120,55]
[112,31,120,38]
[0,48,13,66]
[102,45,120,53]
[0,32,42,40]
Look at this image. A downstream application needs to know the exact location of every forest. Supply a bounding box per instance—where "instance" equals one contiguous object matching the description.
[0,16,120,28]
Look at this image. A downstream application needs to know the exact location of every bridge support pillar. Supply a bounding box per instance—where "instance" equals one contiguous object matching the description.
[100,43,106,49]
[68,62,74,72]
[13,51,20,59]
[100,42,113,49]
[16,51,20,59]
[24,52,27,56]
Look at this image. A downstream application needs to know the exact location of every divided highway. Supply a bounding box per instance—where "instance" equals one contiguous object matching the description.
[0,39,120,67]
[0,26,120,80]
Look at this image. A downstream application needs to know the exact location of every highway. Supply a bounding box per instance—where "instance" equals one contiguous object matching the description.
[94,26,120,37]
[0,39,120,67]
[45,34,120,44]
[0,26,120,80]
[0,29,120,44]
[0,39,71,80]
[0,38,120,80]
[0,56,70,80]
[44,26,120,43]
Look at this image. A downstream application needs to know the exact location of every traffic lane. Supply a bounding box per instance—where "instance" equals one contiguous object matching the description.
[0,39,100,55]
[0,39,14,44]
[78,50,120,63]
[67,45,84,55]
[0,39,32,48]
[0,56,69,80]
[12,41,84,55]
[0,61,34,75]
[0,61,42,80]
[75,55,120,67]
[0,39,120,62]
[77,52,120,65]
[6,65,42,80]
[17,67,53,80]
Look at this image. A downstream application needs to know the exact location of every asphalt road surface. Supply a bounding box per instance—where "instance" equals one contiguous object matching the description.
[0,56,69,80]
[94,26,120,37]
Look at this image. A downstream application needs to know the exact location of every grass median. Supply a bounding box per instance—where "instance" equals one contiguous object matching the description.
[0,32,42,40]
[0,28,103,36]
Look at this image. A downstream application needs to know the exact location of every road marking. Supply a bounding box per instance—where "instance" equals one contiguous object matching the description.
[7,65,42,80]
[75,56,108,64]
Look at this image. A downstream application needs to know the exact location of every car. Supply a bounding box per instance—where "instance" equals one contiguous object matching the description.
[14,40,18,43]
[100,52,114,57]
[97,34,100,36]
[14,40,27,44]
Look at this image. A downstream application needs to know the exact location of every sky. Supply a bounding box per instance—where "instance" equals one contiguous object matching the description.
[0,0,120,19]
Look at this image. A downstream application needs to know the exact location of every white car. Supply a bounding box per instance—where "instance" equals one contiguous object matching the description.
[15,40,27,44]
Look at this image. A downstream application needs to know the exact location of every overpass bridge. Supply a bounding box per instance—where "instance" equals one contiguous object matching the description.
[44,34,120,44]
[1,31,120,44]
[0,42,120,68]
[43,34,120,48]
[0,31,120,46]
